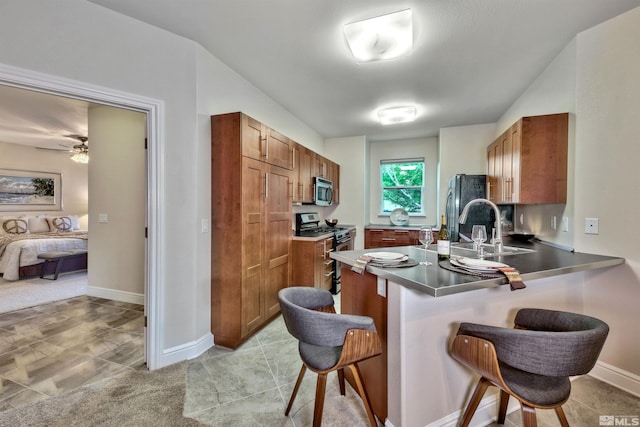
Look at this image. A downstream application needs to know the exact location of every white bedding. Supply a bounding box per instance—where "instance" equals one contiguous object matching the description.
[0,236,88,281]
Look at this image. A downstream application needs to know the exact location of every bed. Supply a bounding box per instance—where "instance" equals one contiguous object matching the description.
[0,215,88,281]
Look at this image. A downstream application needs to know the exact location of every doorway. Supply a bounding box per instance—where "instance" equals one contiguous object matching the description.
[0,63,163,369]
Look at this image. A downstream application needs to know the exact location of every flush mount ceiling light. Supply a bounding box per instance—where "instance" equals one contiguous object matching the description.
[344,9,413,63]
[377,106,417,125]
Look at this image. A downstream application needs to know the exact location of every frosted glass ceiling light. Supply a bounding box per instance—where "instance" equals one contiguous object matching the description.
[377,106,417,125]
[70,151,89,163]
[344,9,413,63]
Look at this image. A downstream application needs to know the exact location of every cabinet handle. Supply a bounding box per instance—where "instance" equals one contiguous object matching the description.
[262,136,268,160]
[487,182,492,200]
[264,173,268,198]
[381,238,396,241]
[291,148,295,168]
[324,271,334,277]
[370,229,384,233]
[394,230,409,234]
[324,260,333,266]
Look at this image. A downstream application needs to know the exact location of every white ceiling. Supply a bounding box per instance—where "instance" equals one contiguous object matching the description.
[86,0,640,141]
[2,0,640,147]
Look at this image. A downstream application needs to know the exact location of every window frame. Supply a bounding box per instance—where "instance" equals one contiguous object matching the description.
[379,158,425,216]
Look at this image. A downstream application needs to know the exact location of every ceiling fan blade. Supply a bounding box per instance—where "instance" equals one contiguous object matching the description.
[36,146,70,152]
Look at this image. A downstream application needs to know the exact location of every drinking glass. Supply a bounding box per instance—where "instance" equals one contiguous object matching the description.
[471,225,488,257]
[418,226,433,265]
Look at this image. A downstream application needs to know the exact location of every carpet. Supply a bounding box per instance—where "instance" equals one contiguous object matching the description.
[0,272,87,313]
[0,362,205,427]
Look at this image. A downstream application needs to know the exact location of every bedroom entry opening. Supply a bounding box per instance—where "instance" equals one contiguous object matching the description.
[0,66,162,369]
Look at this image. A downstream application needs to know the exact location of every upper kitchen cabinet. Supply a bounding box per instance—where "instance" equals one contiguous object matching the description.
[291,142,314,203]
[291,145,340,205]
[487,113,568,204]
[239,112,292,169]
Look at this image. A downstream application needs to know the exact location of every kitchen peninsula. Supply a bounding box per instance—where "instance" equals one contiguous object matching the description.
[330,241,623,427]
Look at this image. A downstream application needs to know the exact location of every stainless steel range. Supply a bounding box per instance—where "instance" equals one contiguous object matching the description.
[295,212,354,294]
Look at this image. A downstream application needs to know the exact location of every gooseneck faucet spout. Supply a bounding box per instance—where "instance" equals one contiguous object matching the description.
[459,198,503,254]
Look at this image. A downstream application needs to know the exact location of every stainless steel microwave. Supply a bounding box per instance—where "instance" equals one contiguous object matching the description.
[314,177,333,206]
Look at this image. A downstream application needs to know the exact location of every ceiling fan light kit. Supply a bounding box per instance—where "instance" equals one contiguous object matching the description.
[343,9,413,63]
[70,151,89,163]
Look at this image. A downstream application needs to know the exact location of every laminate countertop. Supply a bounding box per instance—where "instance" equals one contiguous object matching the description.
[330,238,624,297]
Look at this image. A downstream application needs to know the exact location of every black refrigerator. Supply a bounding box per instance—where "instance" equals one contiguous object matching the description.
[445,174,495,242]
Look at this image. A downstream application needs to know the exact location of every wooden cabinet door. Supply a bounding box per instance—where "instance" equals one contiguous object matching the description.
[242,114,265,161]
[242,157,266,336]
[266,128,293,169]
[509,121,522,203]
[299,147,314,203]
[328,161,340,204]
[500,130,514,203]
[291,144,301,202]
[264,164,291,318]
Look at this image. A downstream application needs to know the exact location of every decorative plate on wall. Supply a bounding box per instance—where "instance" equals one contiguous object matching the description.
[389,208,409,226]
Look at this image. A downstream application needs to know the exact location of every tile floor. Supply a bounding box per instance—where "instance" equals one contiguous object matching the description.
[1,294,639,426]
[0,295,144,411]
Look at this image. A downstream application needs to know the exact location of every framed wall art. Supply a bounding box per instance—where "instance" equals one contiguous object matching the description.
[0,168,62,212]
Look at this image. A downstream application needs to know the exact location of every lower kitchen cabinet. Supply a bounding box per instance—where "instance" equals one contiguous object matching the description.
[365,227,419,249]
[291,237,334,290]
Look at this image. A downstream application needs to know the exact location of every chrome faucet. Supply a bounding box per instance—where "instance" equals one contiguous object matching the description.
[459,198,503,254]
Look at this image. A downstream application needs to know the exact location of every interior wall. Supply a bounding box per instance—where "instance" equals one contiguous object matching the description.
[437,123,497,218]
[88,106,146,296]
[368,137,439,226]
[0,140,88,225]
[324,136,368,249]
[496,38,577,247]
[574,7,640,375]
[494,7,640,376]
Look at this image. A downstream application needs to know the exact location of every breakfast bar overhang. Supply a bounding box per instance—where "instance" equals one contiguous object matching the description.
[330,241,624,427]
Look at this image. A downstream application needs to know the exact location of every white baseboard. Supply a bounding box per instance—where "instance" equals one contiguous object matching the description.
[86,286,144,305]
[158,332,214,368]
[423,362,640,427]
[590,361,640,398]
[425,392,520,427]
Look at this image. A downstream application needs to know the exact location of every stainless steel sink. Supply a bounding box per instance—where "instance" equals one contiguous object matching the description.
[450,242,535,257]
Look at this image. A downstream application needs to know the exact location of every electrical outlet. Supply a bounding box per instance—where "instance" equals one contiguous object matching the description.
[584,218,599,235]
[201,218,209,233]
[551,216,557,230]
[561,216,569,232]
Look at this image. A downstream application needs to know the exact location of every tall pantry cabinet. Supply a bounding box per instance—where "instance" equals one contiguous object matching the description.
[211,112,291,349]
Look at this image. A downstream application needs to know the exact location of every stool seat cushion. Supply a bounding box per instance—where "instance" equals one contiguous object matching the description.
[67,249,88,255]
[499,362,571,406]
[38,251,72,260]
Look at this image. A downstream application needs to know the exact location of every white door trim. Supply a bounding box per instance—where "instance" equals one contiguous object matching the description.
[0,62,164,370]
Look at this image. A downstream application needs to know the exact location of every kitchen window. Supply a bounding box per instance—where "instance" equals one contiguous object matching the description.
[380,158,424,214]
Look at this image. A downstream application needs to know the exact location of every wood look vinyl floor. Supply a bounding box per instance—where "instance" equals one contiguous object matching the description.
[1,294,639,426]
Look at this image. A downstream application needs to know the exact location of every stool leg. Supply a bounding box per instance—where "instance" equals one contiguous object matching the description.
[459,377,491,427]
[53,258,65,280]
[40,260,50,278]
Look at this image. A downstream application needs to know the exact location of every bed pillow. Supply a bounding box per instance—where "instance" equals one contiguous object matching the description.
[69,214,81,230]
[1,218,29,234]
[50,216,73,232]
[25,215,51,233]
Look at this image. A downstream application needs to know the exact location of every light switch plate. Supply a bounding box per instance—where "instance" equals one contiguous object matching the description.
[98,213,108,223]
[585,218,599,235]
[561,217,569,232]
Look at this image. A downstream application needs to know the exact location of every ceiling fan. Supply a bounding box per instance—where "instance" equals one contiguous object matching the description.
[36,134,89,163]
